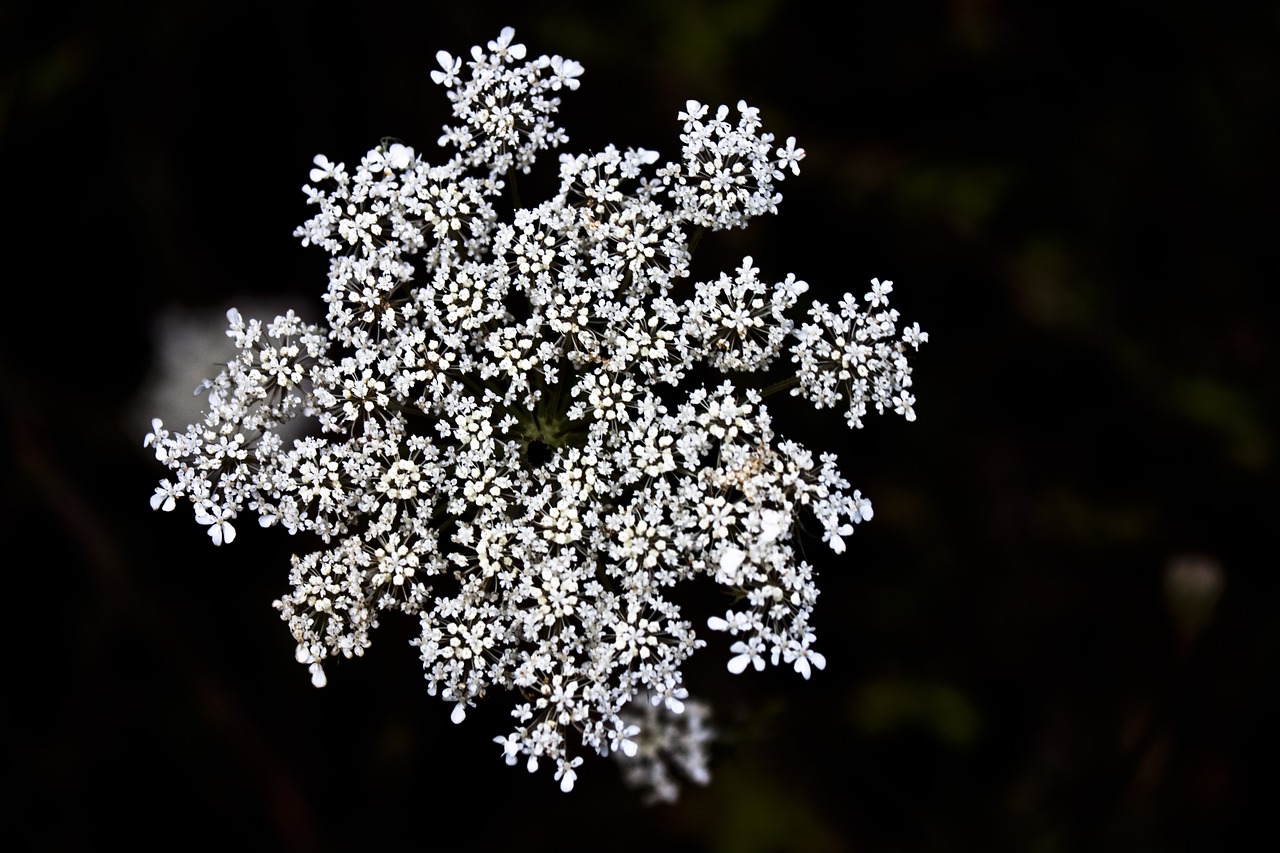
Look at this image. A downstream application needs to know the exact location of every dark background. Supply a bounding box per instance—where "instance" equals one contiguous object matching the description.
[3,1,1277,850]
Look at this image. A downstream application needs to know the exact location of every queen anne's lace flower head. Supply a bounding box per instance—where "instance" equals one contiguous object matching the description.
[144,27,926,801]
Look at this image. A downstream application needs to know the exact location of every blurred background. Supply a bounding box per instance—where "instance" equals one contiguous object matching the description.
[3,1,1277,850]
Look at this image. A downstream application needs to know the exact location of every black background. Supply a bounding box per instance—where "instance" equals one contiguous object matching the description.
[3,1,1277,850]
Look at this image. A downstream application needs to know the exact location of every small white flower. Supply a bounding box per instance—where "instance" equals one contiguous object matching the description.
[865,277,894,308]
[548,55,584,91]
[719,546,747,576]
[852,491,874,523]
[143,417,167,449]
[555,756,583,792]
[150,481,180,512]
[759,508,785,544]
[308,155,336,183]
[823,522,854,555]
[893,391,917,422]
[385,143,414,170]
[776,136,805,176]
[487,26,526,61]
[194,501,236,546]
[494,733,521,765]
[727,639,766,674]
[785,633,826,680]
[430,50,461,86]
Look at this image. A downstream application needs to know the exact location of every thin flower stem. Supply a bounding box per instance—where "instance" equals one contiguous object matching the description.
[759,375,800,398]
[687,225,705,255]
[508,167,522,211]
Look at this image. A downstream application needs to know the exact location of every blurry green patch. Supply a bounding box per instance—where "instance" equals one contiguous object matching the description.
[653,0,780,83]
[946,0,1003,57]
[1172,374,1271,470]
[0,33,99,142]
[534,0,781,91]
[850,677,980,749]
[704,758,845,853]
[865,482,938,537]
[1007,238,1091,330]
[18,34,98,104]
[1038,487,1160,548]
[894,161,1014,234]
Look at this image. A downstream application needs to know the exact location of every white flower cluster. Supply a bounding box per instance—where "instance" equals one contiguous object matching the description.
[143,27,926,799]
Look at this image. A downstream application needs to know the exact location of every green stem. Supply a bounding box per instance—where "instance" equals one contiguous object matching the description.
[455,372,491,400]
[507,167,522,211]
[759,375,800,398]
[687,224,705,256]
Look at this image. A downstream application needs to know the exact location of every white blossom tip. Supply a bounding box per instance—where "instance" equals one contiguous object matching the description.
[719,547,746,575]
